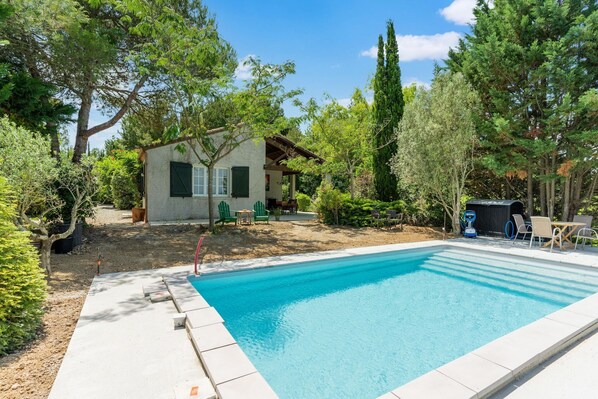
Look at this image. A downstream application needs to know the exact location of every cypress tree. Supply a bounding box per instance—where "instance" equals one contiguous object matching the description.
[373,20,403,201]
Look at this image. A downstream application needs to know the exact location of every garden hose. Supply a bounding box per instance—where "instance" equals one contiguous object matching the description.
[504,220,515,240]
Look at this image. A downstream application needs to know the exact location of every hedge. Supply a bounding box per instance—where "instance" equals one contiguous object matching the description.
[0,177,46,355]
[319,197,417,226]
[111,170,140,210]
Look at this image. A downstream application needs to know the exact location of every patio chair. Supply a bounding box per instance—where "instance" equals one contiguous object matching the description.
[386,210,401,227]
[512,214,532,242]
[529,216,562,252]
[217,201,237,226]
[370,210,383,227]
[573,215,598,250]
[253,201,270,224]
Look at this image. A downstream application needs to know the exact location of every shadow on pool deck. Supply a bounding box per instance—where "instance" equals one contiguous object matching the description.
[48,267,205,399]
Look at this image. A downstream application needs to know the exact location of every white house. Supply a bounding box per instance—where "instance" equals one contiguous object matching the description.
[139,128,322,222]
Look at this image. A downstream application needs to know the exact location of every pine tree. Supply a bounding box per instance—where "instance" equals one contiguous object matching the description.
[373,20,403,201]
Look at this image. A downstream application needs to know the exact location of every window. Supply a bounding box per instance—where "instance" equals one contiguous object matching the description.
[192,166,205,195]
[192,166,228,196]
[213,168,229,196]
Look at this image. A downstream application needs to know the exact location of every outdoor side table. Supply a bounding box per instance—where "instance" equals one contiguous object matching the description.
[546,221,586,249]
[235,209,253,225]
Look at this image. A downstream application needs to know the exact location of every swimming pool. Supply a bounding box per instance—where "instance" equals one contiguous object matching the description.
[189,246,598,399]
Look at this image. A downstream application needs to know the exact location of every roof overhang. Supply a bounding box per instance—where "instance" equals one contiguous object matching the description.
[265,135,324,175]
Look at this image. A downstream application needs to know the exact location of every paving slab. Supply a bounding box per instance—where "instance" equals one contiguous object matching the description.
[173,377,216,399]
[174,294,210,312]
[563,294,598,318]
[48,267,205,399]
[473,317,579,373]
[392,370,476,399]
[142,280,167,296]
[165,280,199,298]
[544,308,596,329]
[216,372,279,399]
[200,344,257,385]
[189,323,236,352]
[186,307,224,329]
[491,331,598,398]
[437,353,512,396]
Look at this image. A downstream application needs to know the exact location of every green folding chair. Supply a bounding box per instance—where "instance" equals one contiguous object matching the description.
[217,201,237,225]
[253,201,270,223]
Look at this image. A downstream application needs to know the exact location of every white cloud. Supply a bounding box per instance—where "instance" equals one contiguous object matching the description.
[404,77,431,89]
[360,32,462,62]
[440,0,476,25]
[235,54,256,80]
[337,98,352,108]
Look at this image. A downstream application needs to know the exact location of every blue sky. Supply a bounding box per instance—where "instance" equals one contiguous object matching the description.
[72,0,475,149]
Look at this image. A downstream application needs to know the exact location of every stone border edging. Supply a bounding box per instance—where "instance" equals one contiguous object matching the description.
[163,275,279,399]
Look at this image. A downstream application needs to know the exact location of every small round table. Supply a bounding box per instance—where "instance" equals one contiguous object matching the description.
[235,209,254,225]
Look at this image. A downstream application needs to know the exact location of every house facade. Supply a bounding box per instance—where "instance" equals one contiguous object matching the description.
[139,129,321,222]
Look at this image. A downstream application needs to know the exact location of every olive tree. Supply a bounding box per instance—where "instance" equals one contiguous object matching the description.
[391,73,480,233]
[0,117,95,273]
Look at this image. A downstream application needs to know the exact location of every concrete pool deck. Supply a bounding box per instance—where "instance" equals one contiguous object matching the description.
[48,266,208,399]
[48,238,598,399]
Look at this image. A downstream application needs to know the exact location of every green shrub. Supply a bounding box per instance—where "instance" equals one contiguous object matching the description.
[111,170,140,209]
[296,192,311,212]
[94,150,142,204]
[314,182,346,224]
[314,181,433,227]
[0,177,46,355]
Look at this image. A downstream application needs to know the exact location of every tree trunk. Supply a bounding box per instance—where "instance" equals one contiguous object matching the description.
[40,240,52,274]
[504,177,511,199]
[72,93,92,163]
[207,165,215,230]
[562,175,571,222]
[540,181,547,216]
[451,208,460,235]
[349,166,355,200]
[48,124,61,161]
[527,168,533,215]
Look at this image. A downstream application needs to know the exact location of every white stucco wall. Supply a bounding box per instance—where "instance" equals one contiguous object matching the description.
[265,168,283,202]
[145,136,266,221]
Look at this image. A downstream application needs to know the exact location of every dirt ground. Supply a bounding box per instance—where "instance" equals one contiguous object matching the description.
[0,206,442,399]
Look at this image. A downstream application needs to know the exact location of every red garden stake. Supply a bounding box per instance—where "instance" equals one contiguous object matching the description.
[194,236,204,275]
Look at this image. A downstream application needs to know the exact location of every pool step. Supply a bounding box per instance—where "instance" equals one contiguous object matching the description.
[441,249,598,284]
[427,254,598,295]
[421,261,585,305]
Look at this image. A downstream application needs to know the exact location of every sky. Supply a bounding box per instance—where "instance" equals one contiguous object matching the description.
[71,0,476,150]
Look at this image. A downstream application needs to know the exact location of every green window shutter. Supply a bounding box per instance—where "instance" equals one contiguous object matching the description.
[231,166,249,198]
[170,162,192,197]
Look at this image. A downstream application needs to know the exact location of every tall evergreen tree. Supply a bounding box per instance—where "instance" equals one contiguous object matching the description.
[447,0,597,219]
[373,20,403,201]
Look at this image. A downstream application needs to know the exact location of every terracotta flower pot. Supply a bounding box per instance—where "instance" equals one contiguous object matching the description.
[132,207,146,223]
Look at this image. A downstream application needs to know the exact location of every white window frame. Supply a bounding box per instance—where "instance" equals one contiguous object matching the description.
[192,165,229,197]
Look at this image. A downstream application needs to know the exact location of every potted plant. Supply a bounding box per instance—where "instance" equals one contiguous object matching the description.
[273,207,282,221]
[131,199,145,223]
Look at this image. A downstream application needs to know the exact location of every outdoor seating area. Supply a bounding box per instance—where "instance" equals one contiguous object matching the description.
[509,213,597,253]
[370,209,404,228]
[217,200,272,225]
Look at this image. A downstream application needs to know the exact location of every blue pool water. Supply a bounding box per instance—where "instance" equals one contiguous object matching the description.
[189,247,598,399]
